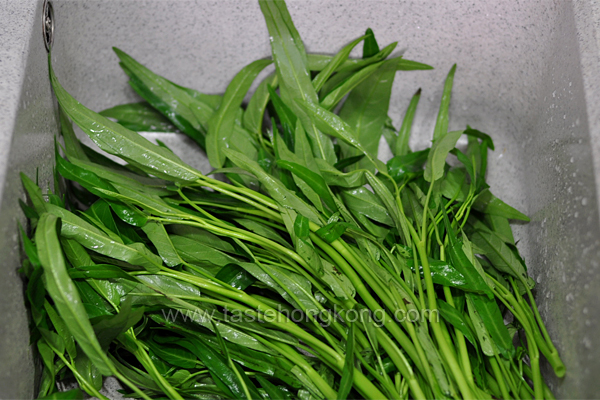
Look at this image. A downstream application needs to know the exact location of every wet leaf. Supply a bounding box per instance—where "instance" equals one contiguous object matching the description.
[35,214,114,376]
[100,102,178,132]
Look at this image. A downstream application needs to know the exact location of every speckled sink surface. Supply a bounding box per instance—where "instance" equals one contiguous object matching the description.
[1,0,600,398]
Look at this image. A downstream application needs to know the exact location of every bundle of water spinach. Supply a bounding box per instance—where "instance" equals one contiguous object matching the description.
[23,0,564,399]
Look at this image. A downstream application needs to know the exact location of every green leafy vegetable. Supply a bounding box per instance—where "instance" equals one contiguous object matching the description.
[26,5,562,399]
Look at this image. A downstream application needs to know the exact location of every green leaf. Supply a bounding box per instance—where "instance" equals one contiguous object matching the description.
[443,215,493,298]
[433,64,456,141]
[37,340,55,383]
[84,199,122,242]
[273,123,325,212]
[238,262,319,315]
[100,102,178,132]
[415,323,453,396]
[257,376,291,400]
[315,159,366,188]
[362,28,380,58]
[396,59,434,71]
[277,160,337,212]
[215,263,257,290]
[243,74,278,135]
[21,173,47,214]
[466,294,496,357]
[146,339,197,369]
[114,49,206,146]
[401,187,424,224]
[234,219,292,249]
[409,258,487,292]
[75,280,114,318]
[334,155,365,171]
[293,213,311,241]
[68,264,137,282]
[20,223,41,269]
[142,221,182,267]
[50,59,201,182]
[483,214,515,245]
[470,229,529,283]
[35,214,114,376]
[74,353,103,391]
[259,0,336,164]
[224,148,321,223]
[168,224,239,254]
[465,125,495,150]
[68,157,169,198]
[37,368,55,399]
[437,299,477,346]
[109,354,162,391]
[467,293,515,359]
[182,336,261,400]
[45,204,162,273]
[338,320,355,400]
[472,189,530,221]
[338,57,403,171]
[341,187,393,226]
[387,148,429,183]
[315,221,350,243]
[60,106,89,161]
[319,42,397,96]
[268,85,298,136]
[127,274,203,306]
[93,298,144,351]
[320,60,385,111]
[207,58,271,168]
[44,302,77,359]
[171,235,238,267]
[107,200,148,227]
[365,171,411,243]
[440,168,469,202]
[19,199,39,224]
[312,35,366,92]
[96,183,177,215]
[321,259,356,300]
[395,88,421,156]
[424,130,464,182]
[295,100,382,171]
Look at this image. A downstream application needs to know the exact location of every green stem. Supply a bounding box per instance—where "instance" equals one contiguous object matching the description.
[514,279,565,378]
[415,241,473,399]
[124,333,184,400]
[310,233,424,375]
[53,352,111,400]
[444,288,474,387]
[491,281,543,399]
[489,356,511,400]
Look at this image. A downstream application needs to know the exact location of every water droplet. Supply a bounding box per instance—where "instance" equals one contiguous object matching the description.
[582,197,588,206]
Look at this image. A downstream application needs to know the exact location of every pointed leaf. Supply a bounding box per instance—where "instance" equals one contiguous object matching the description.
[395,88,421,156]
[46,204,162,273]
[207,58,271,168]
[424,130,464,182]
[35,214,114,375]
[100,102,178,132]
[433,64,456,141]
[50,59,200,182]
